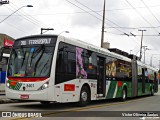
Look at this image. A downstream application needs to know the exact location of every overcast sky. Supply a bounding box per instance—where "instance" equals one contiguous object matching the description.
[1,0,160,68]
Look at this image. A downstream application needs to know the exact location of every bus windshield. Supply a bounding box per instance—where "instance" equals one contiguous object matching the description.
[7,37,57,77]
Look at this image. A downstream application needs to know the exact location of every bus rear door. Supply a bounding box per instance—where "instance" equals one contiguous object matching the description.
[154,72,158,93]
[131,60,138,97]
[97,56,106,97]
[142,68,145,93]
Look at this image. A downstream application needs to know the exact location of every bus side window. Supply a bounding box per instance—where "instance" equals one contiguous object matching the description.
[55,42,76,84]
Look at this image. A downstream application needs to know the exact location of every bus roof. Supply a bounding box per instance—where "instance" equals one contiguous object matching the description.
[15,34,158,71]
[16,34,58,40]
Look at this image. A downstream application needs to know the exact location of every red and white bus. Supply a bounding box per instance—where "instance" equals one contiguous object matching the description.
[3,34,158,106]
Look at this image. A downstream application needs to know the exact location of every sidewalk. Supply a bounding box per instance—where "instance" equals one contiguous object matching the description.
[0,94,20,104]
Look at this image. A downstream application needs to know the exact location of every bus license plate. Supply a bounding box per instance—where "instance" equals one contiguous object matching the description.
[20,94,29,99]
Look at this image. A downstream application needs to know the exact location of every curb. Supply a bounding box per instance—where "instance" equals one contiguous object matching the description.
[0,99,29,104]
[0,99,20,104]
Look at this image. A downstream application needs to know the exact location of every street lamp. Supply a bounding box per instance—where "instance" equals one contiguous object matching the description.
[59,31,69,35]
[0,5,33,23]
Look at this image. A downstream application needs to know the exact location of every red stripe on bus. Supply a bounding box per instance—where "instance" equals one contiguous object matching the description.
[7,77,48,82]
[118,81,122,87]
[64,84,75,91]
[10,81,17,86]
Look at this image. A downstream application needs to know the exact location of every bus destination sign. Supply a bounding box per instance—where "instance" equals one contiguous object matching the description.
[14,38,56,46]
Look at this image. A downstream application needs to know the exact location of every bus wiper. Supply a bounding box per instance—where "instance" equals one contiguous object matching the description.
[31,45,45,59]
[30,45,45,66]
[18,46,26,68]
[21,51,26,68]
[39,57,50,76]
[33,47,45,76]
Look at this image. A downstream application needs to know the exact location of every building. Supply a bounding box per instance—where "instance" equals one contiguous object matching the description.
[0,33,15,48]
[0,33,15,54]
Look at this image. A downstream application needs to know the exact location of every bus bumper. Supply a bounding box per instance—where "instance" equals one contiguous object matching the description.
[5,88,48,101]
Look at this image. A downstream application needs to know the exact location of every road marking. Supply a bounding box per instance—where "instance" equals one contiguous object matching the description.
[8,96,150,119]
[42,97,149,117]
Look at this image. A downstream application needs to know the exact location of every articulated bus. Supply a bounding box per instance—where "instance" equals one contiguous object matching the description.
[3,34,158,106]
[0,53,10,94]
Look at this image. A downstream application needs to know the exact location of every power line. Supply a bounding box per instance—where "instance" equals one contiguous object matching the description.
[1,3,160,16]
[9,2,47,28]
[66,0,130,35]
[0,5,31,34]
[124,0,159,34]
[141,0,160,26]
[66,0,143,48]
[74,0,124,31]
[4,21,29,34]
[4,5,42,28]
[107,26,160,29]
[106,31,160,36]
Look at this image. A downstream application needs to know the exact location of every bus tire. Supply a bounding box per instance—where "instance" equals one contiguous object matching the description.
[151,87,154,96]
[40,101,50,105]
[78,86,90,107]
[121,88,127,101]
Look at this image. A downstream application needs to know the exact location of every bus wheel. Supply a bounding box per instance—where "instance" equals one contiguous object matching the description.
[40,101,50,105]
[151,87,154,96]
[121,88,127,101]
[78,86,90,107]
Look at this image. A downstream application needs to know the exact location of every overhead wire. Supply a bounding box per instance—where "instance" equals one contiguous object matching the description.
[141,0,160,26]
[66,0,131,35]
[0,5,30,34]
[124,0,159,33]
[10,2,48,27]
[4,5,43,28]
[66,0,141,48]
[9,2,47,28]
[74,0,126,33]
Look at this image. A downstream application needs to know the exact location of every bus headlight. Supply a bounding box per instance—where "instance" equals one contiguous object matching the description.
[6,82,10,88]
[38,81,49,90]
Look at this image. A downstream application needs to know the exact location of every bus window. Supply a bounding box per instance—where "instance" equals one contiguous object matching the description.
[55,42,76,84]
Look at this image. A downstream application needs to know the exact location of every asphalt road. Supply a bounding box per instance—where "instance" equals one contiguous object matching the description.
[0,93,159,120]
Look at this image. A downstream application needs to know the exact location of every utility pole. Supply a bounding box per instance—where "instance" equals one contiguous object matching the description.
[101,0,106,48]
[142,46,150,64]
[150,54,153,66]
[138,29,146,61]
[0,0,9,5]
[41,28,54,34]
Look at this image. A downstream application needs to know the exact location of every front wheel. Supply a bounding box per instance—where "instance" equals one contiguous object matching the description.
[78,86,90,107]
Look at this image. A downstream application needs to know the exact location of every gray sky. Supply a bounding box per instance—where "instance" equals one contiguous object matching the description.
[1,0,160,68]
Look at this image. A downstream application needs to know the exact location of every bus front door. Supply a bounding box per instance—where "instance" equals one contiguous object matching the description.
[97,56,106,97]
